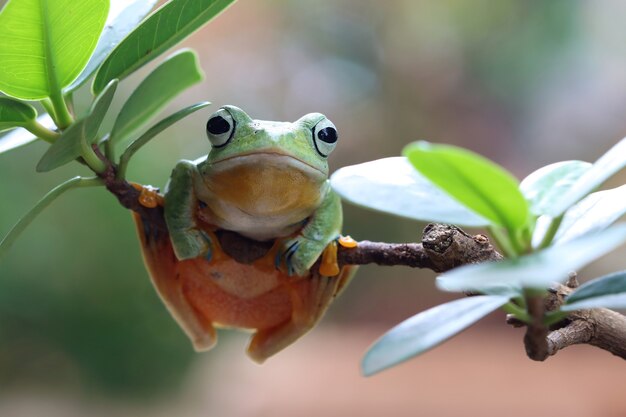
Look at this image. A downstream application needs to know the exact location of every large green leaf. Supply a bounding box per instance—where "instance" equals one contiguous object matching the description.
[362,295,509,376]
[0,0,109,99]
[110,49,204,151]
[548,137,626,217]
[404,141,530,232]
[36,80,118,172]
[520,160,591,216]
[330,157,490,227]
[117,101,211,178]
[0,114,55,154]
[0,97,37,131]
[92,0,235,94]
[67,0,159,92]
[562,271,626,311]
[533,185,626,246]
[437,223,626,292]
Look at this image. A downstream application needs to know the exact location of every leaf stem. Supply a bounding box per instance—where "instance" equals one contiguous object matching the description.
[80,137,106,174]
[0,177,103,260]
[49,90,74,129]
[488,226,517,258]
[537,215,564,249]
[23,119,59,143]
[41,99,58,122]
[502,301,531,323]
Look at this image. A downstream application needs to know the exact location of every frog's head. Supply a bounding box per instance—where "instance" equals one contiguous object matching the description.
[204,105,338,181]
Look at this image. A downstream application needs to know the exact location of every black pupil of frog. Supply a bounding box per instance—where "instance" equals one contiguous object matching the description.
[207,115,231,135]
[317,127,337,143]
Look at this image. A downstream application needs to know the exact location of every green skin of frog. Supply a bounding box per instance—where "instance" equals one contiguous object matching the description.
[164,105,342,277]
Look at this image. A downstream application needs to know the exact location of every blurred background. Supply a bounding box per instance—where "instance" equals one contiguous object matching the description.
[1,0,626,416]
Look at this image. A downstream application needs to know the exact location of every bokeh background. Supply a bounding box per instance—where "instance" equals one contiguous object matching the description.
[2,1,626,416]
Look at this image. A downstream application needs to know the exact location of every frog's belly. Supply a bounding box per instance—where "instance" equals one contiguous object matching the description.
[178,255,302,330]
[197,161,325,240]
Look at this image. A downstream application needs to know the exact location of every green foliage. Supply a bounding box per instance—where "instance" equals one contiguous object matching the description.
[535,185,626,245]
[520,160,591,216]
[110,49,204,153]
[117,101,211,178]
[563,271,626,311]
[548,138,626,217]
[0,0,109,100]
[334,135,626,373]
[362,295,509,376]
[330,157,491,227]
[404,141,530,234]
[437,224,626,293]
[67,0,159,92]
[0,114,56,153]
[0,97,37,132]
[36,80,118,172]
[93,0,236,94]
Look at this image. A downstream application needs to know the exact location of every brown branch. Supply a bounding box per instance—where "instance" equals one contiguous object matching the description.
[527,283,626,360]
[96,155,626,362]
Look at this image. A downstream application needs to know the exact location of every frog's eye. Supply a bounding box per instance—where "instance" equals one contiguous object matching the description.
[206,109,235,147]
[312,119,338,157]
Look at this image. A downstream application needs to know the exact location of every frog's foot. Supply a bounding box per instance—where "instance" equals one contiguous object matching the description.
[130,182,164,208]
[170,229,215,261]
[276,235,332,277]
[246,273,339,363]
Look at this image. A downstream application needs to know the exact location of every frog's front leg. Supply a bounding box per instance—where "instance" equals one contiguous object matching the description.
[164,160,213,260]
[278,186,342,276]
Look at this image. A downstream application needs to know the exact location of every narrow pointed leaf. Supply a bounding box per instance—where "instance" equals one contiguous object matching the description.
[0,114,54,154]
[0,177,103,260]
[562,271,626,311]
[36,80,118,171]
[93,0,235,94]
[0,0,109,99]
[404,141,530,232]
[117,102,211,178]
[437,224,626,292]
[520,160,591,216]
[362,295,509,376]
[110,49,204,150]
[549,138,626,217]
[67,0,159,92]
[36,120,87,172]
[0,97,37,131]
[85,79,118,142]
[331,157,490,227]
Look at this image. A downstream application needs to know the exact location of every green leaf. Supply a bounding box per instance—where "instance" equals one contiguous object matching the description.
[0,114,55,154]
[0,177,103,260]
[117,101,211,178]
[534,185,626,245]
[362,295,509,376]
[110,49,204,150]
[437,223,626,292]
[92,0,235,94]
[403,141,530,232]
[0,97,37,131]
[549,138,626,217]
[36,80,117,171]
[330,157,491,227]
[36,119,88,172]
[0,0,109,99]
[67,0,159,92]
[520,161,591,216]
[562,271,626,311]
[85,79,118,142]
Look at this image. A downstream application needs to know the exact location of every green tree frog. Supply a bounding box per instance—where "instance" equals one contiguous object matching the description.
[133,106,356,362]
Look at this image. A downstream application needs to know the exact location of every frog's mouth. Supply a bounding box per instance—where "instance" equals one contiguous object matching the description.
[210,151,326,179]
